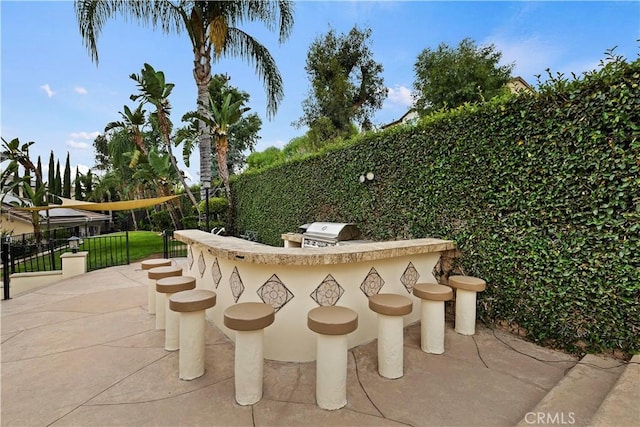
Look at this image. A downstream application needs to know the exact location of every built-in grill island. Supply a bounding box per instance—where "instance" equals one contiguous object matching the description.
[281,222,367,248]
[301,222,367,248]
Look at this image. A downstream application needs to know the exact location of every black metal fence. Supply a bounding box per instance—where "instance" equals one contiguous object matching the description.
[163,230,188,259]
[1,227,130,300]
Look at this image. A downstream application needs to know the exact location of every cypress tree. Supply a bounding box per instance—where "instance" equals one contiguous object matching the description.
[36,156,44,189]
[54,160,62,196]
[63,153,71,198]
[47,151,55,194]
[85,169,93,199]
[74,169,83,200]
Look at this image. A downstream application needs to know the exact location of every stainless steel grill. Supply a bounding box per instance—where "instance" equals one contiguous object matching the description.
[301,222,365,248]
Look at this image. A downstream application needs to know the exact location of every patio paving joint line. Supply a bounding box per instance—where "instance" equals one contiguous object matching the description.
[352,349,385,418]
[83,375,236,408]
[43,350,176,427]
[487,327,579,370]
[472,335,490,368]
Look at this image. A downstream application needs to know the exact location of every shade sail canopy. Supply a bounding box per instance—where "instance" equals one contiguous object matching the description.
[11,195,181,212]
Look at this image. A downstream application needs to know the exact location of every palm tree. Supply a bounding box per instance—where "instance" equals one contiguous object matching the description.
[105,103,148,165]
[0,137,47,240]
[129,63,198,212]
[185,93,249,201]
[75,0,294,199]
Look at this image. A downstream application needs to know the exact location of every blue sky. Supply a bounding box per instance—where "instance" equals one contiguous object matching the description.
[1,1,639,185]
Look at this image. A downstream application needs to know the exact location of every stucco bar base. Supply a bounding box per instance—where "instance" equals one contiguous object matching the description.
[174,230,455,362]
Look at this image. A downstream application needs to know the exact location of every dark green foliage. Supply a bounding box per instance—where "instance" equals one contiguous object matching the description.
[63,153,71,198]
[232,54,639,356]
[48,151,55,193]
[54,160,62,196]
[413,38,514,114]
[298,25,387,138]
[74,169,82,200]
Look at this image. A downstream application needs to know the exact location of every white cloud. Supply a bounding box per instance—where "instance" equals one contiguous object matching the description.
[69,131,100,140]
[74,86,88,95]
[66,140,90,149]
[66,131,99,150]
[490,35,559,81]
[40,84,55,97]
[385,85,415,108]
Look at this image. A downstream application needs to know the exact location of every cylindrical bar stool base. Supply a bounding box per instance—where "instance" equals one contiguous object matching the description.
[165,294,179,351]
[156,292,166,330]
[235,330,265,405]
[179,311,206,380]
[421,299,446,354]
[377,314,405,379]
[316,334,348,410]
[455,289,477,336]
[147,278,156,314]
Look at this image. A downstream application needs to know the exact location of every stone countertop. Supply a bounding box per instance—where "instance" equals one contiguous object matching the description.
[175,230,456,266]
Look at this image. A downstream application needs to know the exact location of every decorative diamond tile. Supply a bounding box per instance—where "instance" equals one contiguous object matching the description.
[310,274,345,306]
[360,267,385,297]
[187,247,194,270]
[432,258,441,283]
[211,258,222,288]
[401,262,420,293]
[197,251,206,277]
[257,274,294,312]
[229,267,244,303]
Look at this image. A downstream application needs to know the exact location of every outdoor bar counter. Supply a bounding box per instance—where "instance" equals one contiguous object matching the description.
[174,229,456,362]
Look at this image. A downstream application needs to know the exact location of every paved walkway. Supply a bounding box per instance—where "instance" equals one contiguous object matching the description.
[1,260,581,427]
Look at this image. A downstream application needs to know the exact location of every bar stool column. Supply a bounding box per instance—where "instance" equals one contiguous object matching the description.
[413,283,453,354]
[307,306,358,410]
[224,302,275,405]
[368,294,413,379]
[156,276,196,351]
[148,266,183,329]
[141,259,172,314]
[169,289,217,380]
[448,276,486,336]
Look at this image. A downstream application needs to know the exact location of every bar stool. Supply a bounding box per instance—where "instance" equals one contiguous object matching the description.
[448,275,486,336]
[413,283,453,354]
[368,294,413,379]
[148,265,182,324]
[141,259,172,314]
[156,276,196,351]
[224,302,275,405]
[146,265,181,315]
[141,258,172,270]
[307,306,358,410]
[169,289,217,380]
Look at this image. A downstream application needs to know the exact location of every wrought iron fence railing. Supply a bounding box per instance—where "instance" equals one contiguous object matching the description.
[1,227,130,300]
[163,230,188,259]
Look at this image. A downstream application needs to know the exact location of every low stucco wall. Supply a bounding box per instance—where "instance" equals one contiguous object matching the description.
[175,230,455,362]
[8,271,64,296]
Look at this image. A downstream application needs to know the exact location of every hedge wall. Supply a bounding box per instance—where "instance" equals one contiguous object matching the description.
[232,57,639,356]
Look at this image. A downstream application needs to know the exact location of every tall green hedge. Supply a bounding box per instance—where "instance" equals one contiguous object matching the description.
[232,56,639,355]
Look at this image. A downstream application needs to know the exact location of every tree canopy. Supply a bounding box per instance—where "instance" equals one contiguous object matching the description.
[413,38,514,113]
[297,25,386,145]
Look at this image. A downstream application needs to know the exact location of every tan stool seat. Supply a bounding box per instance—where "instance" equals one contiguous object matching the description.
[308,306,358,335]
[141,258,172,270]
[148,265,182,280]
[170,289,216,313]
[156,276,196,294]
[448,276,486,292]
[224,302,275,331]
[413,283,454,301]
[369,294,413,316]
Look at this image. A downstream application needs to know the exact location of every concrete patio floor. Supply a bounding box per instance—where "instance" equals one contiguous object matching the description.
[1,259,626,426]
